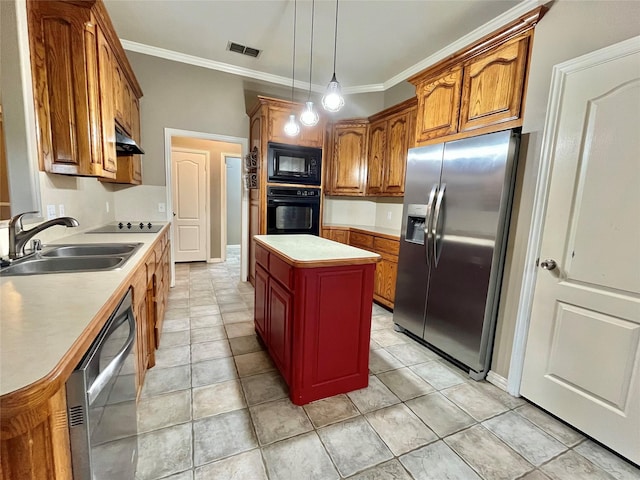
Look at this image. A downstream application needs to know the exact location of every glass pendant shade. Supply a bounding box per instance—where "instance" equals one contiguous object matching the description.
[322,73,345,112]
[284,114,300,136]
[300,101,319,127]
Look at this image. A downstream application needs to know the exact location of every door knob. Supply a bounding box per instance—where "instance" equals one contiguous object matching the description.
[540,259,557,270]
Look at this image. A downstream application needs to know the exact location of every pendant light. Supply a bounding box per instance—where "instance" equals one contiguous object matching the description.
[322,0,344,112]
[300,0,319,127]
[284,0,300,136]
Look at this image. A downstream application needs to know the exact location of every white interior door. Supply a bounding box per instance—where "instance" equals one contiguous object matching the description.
[171,149,208,262]
[521,41,640,463]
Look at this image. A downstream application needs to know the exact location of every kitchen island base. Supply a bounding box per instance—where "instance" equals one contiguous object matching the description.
[254,236,380,406]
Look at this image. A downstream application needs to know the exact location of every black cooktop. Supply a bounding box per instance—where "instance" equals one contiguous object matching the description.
[89,222,164,233]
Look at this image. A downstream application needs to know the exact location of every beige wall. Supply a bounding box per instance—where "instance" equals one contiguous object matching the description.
[384,81,415,108]
[491,0,640,379]
[171,137,241,260]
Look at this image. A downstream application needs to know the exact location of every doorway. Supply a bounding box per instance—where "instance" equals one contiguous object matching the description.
[223,154,242,256]
[164,129,248,282]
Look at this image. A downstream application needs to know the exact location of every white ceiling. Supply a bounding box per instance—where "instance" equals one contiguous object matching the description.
[104,0,542,93]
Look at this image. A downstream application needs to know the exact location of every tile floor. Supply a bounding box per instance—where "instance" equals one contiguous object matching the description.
[134,248,640,480]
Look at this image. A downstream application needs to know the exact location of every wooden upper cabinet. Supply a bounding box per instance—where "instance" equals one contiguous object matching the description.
[414,68,462,143]
[366,120,386,195]
[459,36,529,132]
[28,0,93,175]
[266,103,324,148]
[327,121,368,196]
[113,63,124,124]
[96,26,117,175]
[384,109,414,194]
[267,106,292,146]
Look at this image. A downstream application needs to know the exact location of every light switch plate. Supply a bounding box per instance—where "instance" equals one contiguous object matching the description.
[158,203,166,213]
[46,204,56,220]
[58,204,65,216]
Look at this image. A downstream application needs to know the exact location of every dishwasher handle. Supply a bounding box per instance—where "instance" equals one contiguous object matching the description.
[87,311,135,405]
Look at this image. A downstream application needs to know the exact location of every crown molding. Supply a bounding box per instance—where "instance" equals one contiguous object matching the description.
[121,0,545,94]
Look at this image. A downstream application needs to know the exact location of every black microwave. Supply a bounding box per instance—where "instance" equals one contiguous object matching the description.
[267,142,322,186]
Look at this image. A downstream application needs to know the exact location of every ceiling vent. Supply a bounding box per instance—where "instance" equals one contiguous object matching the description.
[227,42,261,58]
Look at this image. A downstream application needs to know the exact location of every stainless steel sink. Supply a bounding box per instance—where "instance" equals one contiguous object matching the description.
[41,243,141,257]
[0,242,143,276]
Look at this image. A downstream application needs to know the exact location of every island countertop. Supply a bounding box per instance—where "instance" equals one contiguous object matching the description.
[254,234,381,268]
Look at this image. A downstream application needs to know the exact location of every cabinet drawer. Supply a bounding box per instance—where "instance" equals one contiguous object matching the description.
[374,237,400,256]
[269,254,293,290]
[349,231,374,250]
[256,243,269,268]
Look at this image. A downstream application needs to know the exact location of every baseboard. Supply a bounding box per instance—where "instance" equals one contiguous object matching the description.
[207,258,223,264]
[486,371,508,392]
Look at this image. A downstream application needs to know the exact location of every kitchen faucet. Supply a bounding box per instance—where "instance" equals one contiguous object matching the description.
[8,211,79,259]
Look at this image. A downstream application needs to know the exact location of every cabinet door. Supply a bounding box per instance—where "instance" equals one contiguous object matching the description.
[459,36,529,132]
[415,68,462,143]
[131,97,142,183]
[268,279,292,381]
[383,110,413,194]
[267,106,293,145]
[122,81,133,133]
[96,28,118,174]
[28,1,93,175]
[329,123,368,196]
[113,63,125,125]
[330,229,349,244]
[375,254,398,304]
[366,120,386,195]
[254,264,269,340]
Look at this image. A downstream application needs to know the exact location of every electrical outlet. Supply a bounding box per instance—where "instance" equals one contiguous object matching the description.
[386,211,392,220]
[158,203,166,213]
[105,201,110,213]
[58,204,65,216]
[46,204,56,220]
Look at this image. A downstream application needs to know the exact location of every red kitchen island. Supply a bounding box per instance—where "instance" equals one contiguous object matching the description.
[253,234,381,405]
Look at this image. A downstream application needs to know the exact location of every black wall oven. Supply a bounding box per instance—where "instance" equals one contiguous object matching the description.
[267,186,320,236]
[267,142,322,186]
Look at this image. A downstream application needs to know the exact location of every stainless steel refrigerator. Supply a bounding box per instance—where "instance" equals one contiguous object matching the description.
[393,129,519,379]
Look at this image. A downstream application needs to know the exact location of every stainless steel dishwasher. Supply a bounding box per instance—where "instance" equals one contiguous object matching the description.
[66,288,138,479]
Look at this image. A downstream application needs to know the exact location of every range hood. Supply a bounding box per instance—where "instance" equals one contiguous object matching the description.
[115,126,145,156]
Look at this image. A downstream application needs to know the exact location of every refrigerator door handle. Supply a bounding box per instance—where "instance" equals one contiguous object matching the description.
[425,184,439,266]
[432,183,446,267]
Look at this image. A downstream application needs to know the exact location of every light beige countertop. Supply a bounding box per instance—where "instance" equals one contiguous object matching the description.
[254,234,380,268]
[322,223,401,240]
[0,224,169,396]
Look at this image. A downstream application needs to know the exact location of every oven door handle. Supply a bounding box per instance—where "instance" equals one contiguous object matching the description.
[87,311,135,405]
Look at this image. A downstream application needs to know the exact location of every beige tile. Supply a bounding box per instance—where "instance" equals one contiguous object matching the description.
[166,297,189,309]
[521,471,552,480]
[405,392,475,437]
[137,423,193,480]
[219,302,249,314]
[191,357,238,387]
[483,412,567,466]
[234,351,275,377]
[190,296,218,306]
[262,432,339,480]
[163,318,191,333]
[574,440,640,480]
[365,404,437,455]
[241,371,289,406]
[222,310,253,324]
[137,390,191,433]
[193,409,257,466]
[347,375,401,414]
[303,394,360,428]
[400,441,481,480]
[515,404,585,447]
[377,367,435,401]
[229,335,264,355]
[369,348,404,374]
[249,398,313,445]
[441,382,509,421]
[193,379,246,419]
[445,425,533,480]
[371,329,407,347]
[190,339,232,362]
[371,315,394,331]
[347,460,412,480]
[165,307,189,321]
[158,330,190,348]
[154,345,191,369]
[190,304,221,317]
[158,470,193,480]
[370,338,383,350]
[225,321,256,338]
[190,326,227,344]
[410,360,466,390]
[190,314,223,329]
[474,380,526,409]
[318,416,393,477]
[541,450,617,480]
[141,364,191,398]
[385,342,439,366]
[194,449,267,480]
[215,293,244,305]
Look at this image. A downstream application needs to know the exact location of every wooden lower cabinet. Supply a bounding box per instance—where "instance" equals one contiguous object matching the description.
[254,242,375,405]
[321,227,349,245]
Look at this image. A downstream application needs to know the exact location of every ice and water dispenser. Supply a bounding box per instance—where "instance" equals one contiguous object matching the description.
[404,204,427,244]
